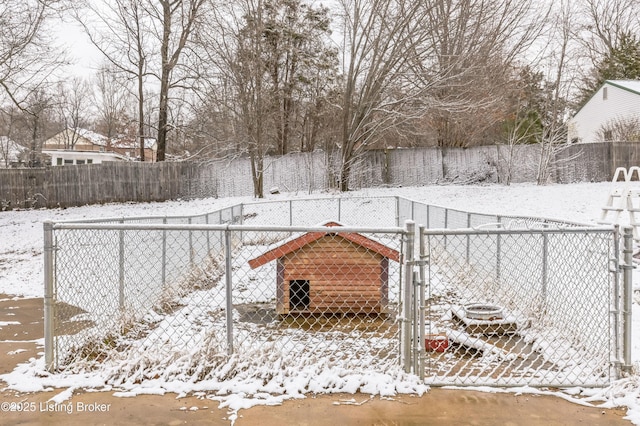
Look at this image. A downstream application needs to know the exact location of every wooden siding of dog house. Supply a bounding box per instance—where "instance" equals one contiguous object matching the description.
[249,228,399,315]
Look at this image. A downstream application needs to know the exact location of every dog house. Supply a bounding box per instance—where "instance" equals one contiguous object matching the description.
[248,222,400,315]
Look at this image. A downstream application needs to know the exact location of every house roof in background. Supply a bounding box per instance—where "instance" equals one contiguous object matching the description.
[572,79,640,118]
[74,128,110,146]
[605,80,640,96]
[47,128,157,150]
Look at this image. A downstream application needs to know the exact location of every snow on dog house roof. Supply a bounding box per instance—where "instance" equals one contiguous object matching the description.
[248,221,400,269]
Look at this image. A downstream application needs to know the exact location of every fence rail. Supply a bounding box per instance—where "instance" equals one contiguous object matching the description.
[44,195,632,390]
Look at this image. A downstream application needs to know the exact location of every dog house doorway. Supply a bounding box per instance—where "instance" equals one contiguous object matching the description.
[290,280,310,311]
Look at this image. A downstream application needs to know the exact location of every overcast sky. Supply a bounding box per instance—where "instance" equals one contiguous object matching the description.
[52,16,102,79]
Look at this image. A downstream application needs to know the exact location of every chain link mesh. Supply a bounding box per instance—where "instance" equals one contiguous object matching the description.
[50,203,405,387]
[419,226,618,387]
[46,196,623,389]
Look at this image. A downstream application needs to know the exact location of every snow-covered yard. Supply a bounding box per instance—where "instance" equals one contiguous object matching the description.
[1,182,640,424]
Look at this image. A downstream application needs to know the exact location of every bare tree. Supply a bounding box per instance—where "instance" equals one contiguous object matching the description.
[501,101,540,186]
[334,0,550,190]
[55,78,92,148]
[74,0,154,161]
[419,0,550,149]
[232,0,271,197]
[579,0,640,60]
[144,0,206,161]
[195,0,337,197]
[535,0,581,185]
[0,0,65,109]
[23,89,55,166]
[574,0,640,102]
[76,0,205,161]
[0,1,67,169]
[94,63,131,139]
[335,0,436,191]
[0,109,20,167]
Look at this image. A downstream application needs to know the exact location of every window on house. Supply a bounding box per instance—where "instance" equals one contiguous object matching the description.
[56,158,63,165]
[87,159,93,164]
[289,280,310,310]
[603,87,608,100]
[64,159,73,165]
[76,159,85,165]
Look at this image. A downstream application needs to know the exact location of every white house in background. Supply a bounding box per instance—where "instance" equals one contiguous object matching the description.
[0,136,26,168]
[42,128,157,165]
[567,80,640,144]
[42,149,129,166]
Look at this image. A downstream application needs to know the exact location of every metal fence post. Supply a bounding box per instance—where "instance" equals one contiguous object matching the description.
[119,219,125,310]
[466,213,471,263]
[162,217,167,288]
[402,220,415,373]
[412,270,420,375]
[225,227,234,355]
[289,199,293,226]
[338,198,342,223]
[496,216,502,281]
[188,217,194,266]
[417,224,426,380]
[612,226,622,371]
[541,231,548,308]
[44,221,54,372]
[622,226,634,372]
[443,209,449,251]
[205,214,210,254]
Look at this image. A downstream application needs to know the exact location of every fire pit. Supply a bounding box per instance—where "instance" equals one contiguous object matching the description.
[463,303,504,321]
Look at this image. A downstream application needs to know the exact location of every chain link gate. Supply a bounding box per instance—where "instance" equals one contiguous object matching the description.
[402,223,634,387]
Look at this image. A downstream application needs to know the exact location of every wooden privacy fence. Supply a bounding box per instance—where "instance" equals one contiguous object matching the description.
[2,142,640,209]
[0,162,200,209]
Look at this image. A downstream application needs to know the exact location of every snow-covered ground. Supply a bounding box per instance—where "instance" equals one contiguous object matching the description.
[1,181,640,424]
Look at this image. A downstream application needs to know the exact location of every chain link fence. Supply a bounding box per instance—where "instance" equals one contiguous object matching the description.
[411,225,632,387]
[43,196,632,390]
[44,199,407,388]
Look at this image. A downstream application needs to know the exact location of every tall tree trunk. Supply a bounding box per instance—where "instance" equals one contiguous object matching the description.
[156,2,172,162]
[339,158,351,192]
[250,154,264,198]
[138,60,146,162]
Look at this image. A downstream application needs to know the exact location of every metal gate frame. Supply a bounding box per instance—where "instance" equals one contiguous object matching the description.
[400,223,634,387]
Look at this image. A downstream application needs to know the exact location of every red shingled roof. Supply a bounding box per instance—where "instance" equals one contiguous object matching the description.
[248,222,400,269]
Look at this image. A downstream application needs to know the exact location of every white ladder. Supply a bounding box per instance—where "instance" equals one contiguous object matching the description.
[599,167,640,241]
